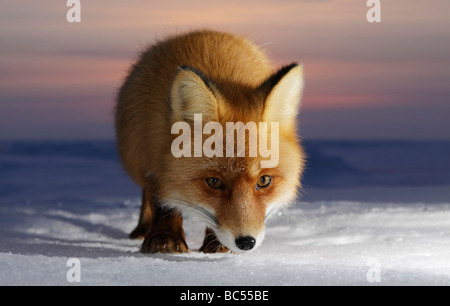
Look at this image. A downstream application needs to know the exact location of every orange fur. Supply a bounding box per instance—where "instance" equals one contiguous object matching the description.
[115,30,305,253]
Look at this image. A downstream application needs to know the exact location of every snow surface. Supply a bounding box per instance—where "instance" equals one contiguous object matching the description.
[0,141,449,285]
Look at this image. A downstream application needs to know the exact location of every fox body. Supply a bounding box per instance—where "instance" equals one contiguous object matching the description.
[115,30,305,253]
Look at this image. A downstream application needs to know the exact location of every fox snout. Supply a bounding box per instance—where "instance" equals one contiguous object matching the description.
[208,202,267,253]
[214,225,265,253]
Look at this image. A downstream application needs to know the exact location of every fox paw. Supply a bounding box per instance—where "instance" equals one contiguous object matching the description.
[199,239,231,253]
[141,233,189,254]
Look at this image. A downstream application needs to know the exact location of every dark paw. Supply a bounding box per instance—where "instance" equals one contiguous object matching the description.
[141,233,189,254]
[200,239,231,253]
[129,224,150,240]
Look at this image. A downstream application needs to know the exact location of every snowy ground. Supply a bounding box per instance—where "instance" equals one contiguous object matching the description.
[1,140,449,285]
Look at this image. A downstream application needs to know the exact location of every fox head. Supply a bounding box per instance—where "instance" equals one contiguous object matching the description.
[159,64,305,253]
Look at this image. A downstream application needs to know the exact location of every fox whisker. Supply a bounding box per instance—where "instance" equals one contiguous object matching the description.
[264,206,278,224]
[163,198,219,229]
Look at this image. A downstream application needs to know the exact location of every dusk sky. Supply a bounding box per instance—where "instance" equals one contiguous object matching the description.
[1,0,449,140]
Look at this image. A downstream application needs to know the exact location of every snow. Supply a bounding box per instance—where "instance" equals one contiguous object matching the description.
[1,140,450,285]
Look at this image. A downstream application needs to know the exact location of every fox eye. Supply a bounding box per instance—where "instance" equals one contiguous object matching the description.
[206,177,224,190]
[257,175,272,189]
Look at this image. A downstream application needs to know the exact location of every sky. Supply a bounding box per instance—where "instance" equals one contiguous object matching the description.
[0,0,449,140]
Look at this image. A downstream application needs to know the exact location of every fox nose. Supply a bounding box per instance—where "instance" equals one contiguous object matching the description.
[235,236,256,251]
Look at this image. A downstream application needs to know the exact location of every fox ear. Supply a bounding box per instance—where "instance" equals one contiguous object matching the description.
[170,66,218,122]
[260,63,304,130]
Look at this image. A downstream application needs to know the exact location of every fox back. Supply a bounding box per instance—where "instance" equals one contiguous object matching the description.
[115,30,305,253]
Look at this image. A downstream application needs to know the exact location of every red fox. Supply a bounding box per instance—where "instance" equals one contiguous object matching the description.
[115,30,305,253]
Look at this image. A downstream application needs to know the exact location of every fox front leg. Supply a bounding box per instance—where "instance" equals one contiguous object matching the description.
[130,185,188,254]
[140,206,189,254]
